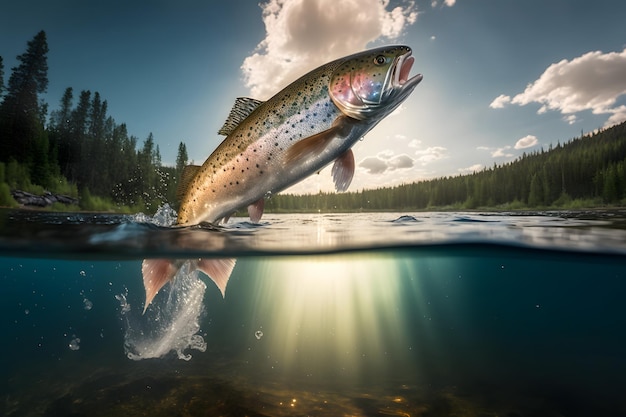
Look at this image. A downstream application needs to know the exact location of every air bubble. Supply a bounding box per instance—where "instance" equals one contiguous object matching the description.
[68,336,81,351]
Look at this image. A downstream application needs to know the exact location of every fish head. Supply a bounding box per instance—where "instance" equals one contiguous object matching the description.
[329,45,422,120]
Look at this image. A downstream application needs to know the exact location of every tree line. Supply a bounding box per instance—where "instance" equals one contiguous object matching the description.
[265,121,626,212]
[0,30,189,211]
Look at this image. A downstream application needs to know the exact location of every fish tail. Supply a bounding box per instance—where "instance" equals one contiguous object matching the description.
[142,258,236,314]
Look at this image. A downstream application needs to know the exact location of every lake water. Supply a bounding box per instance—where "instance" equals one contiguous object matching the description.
[1,207,626,416]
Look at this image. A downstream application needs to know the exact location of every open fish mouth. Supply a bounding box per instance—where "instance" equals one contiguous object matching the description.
[379,48,422,105]
[394,49,423,89]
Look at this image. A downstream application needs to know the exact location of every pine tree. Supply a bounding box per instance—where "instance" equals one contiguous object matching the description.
[602,164,619,203]
[0,56,4,97]
[0,30,49,166]
[49,87,74,176]
[82,92,108,194]
[67,90,90,182]
[176,142,188,174]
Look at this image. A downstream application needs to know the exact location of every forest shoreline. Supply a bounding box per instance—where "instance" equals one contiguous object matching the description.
[2,193,624,215]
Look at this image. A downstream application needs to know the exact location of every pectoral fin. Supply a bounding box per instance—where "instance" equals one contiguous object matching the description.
[284,116,355,167]
[331,149,355,192]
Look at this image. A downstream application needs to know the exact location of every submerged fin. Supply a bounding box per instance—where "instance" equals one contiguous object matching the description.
[142,258,178,314]
[283,116,354,168]
[196,258,237,298]
[141,257,237,313]
[331,149,355,192]
[247,198,265,223]
[218,97,265,136]
[176,165,201,201]
[222,212,235,224]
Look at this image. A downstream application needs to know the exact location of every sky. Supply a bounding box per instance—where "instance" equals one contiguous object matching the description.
[1,0,625,194]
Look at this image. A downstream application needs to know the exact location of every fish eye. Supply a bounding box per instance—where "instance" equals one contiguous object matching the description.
[374,55,386,66]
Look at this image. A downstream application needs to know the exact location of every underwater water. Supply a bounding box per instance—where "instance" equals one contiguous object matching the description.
[1,207,626,417]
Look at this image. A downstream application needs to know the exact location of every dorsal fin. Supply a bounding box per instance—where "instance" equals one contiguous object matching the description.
[176,164,201,201]
[217,97,264,136]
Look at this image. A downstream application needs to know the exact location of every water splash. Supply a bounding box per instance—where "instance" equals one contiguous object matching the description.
[118,262,208,361]
[115,288,131,315]
[131,203,178,227]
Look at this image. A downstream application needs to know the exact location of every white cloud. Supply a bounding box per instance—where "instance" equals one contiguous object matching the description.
[605,105,626,128]
[408,138,422,148]
[563,115,577,125]
[491,146,513,158]
[378,149,396,159]
[514,135,538,149]
[359,152,415,174]
[241,0,419,99]
[415,146,448,164]
[478,135,538,158]
[388,154,415,169]
[479,145,513,158]
[489,94,511,109]
[491,48,626,128]
[431,0,456,7]
[458,164,483,174]
[359,156,389,174]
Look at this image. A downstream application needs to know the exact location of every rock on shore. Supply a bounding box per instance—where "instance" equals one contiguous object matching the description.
[11,190,79,207]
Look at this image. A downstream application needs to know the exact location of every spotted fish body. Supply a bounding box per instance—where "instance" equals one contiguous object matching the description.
[177,67,342,225]
[142,45,422,312]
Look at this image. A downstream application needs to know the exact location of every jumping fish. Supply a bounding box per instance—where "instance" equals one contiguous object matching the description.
[142,45,422,313]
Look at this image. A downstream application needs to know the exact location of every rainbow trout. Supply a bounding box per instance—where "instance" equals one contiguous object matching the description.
[142,45,422,312]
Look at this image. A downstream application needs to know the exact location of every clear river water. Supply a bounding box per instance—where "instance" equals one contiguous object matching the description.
[1,207,626,416]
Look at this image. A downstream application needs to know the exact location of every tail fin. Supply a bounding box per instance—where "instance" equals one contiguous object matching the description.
[142,258,236,314]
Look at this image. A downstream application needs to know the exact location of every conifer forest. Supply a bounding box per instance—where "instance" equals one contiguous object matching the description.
[0,31,188,211]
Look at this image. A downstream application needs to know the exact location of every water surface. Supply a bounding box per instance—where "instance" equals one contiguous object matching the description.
[2,208,626,416]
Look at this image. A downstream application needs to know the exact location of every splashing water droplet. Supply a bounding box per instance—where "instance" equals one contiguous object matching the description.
[115,289,131,315]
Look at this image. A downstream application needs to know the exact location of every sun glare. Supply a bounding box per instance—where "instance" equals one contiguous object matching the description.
[245,254,420,381]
